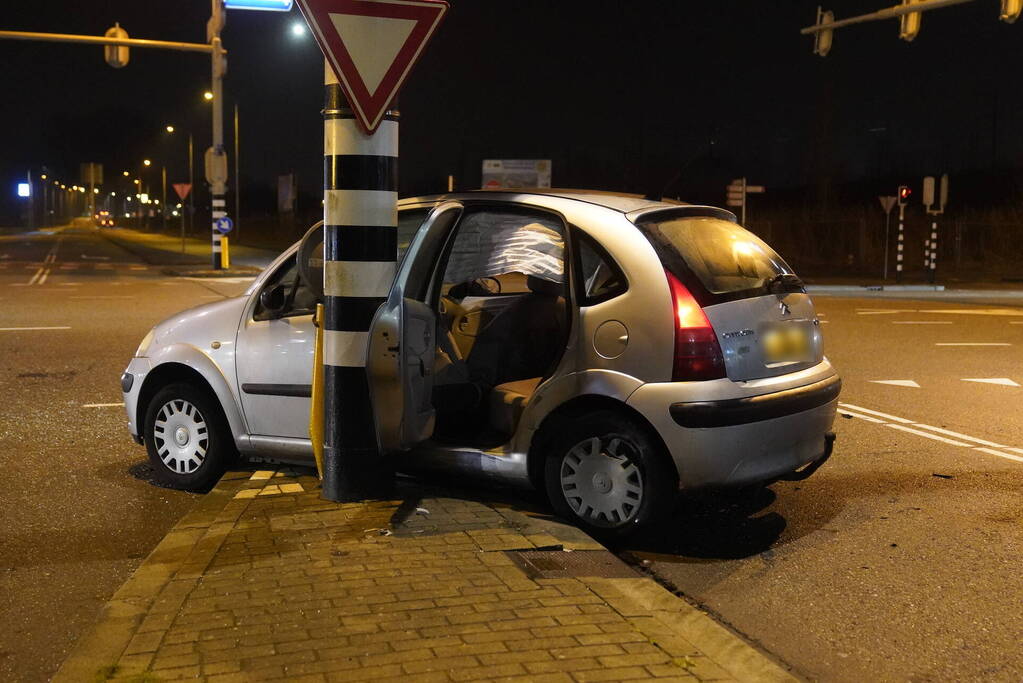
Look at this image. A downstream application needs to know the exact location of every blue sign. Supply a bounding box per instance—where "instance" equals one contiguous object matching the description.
[214,216,234,235]
[224,0,293,10]
[16,183,30,198]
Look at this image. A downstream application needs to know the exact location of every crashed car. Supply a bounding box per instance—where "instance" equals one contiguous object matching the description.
[121,190,839,537]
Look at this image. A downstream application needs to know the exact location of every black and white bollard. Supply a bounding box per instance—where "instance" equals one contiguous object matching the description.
[321,61,398,502]
[929,221,938,284]
[212,197,226,268]
[896,206,905,284]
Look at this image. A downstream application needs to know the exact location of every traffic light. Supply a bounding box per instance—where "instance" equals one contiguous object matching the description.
[897,185,911,206]
[813,7,834,57]
[104,23,129,68]
[1001,0,1022,23]
[900,0,923,41]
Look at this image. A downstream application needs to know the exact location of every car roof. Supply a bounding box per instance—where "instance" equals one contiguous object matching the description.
[402,188,705,214]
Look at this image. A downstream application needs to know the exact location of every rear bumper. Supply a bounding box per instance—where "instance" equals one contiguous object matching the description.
[627,367,840,489]
[669,375,841,428]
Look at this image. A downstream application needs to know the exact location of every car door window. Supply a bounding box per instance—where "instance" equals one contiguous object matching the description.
[253,254,315,321]
[398,208,431,260]
[576,232,627,305]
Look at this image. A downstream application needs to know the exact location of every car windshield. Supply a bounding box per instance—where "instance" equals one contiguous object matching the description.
[639,216,793,295]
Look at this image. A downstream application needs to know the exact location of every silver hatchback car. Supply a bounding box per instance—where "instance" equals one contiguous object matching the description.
[122,190,839,538]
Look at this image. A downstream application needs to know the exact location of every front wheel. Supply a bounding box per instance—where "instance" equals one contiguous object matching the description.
[543,411,677,541]
[144,382,235,491]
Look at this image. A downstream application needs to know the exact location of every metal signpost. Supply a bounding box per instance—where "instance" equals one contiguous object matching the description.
[173,183,193,253]
[725,178,765,226]
[295,0,448,502]
[878,195,897,280]
[895,185,911,282]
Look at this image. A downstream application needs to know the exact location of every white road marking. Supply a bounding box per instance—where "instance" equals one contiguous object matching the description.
[962,378,1020,387]
[870,380,920,388]
[38,269,49,285]
[891,321,952,325]
[81,402,125,408]
[935,343,1011,346]
[80,254,111,260]
[70,295,135,300]
[0,326,71,331]
[26,268,44,285]
[856,309,915,315]
[1010,321,1023,325]
[838,402,1023,464]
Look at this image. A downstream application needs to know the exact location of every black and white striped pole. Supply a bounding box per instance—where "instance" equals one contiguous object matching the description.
[928,220,938,284]
[321,61,399,501]
[896,185,910,284]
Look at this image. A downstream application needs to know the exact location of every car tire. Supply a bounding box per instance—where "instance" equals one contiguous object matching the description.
[144,382,236,491]
[543,410,677,542]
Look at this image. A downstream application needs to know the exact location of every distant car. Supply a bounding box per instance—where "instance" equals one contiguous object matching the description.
[121,190,839,538]
[94,211,114,228]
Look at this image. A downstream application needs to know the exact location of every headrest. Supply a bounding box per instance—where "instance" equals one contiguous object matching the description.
[526,275,562,297]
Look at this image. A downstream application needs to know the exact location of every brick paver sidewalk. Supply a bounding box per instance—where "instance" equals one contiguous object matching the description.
[55,469,798,683]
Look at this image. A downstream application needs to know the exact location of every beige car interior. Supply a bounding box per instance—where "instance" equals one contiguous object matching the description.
[430,216,568,444]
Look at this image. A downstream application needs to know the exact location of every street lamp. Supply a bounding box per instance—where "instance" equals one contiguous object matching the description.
[122,170,129,177]
[143,159,152,167]
[291,22,306,37]
[166,125,175,133]
[203,91,213,101]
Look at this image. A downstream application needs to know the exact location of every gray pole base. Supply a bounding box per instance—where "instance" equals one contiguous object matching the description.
[321,446,395,502]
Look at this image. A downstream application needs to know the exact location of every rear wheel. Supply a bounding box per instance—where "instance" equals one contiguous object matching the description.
[144,383,235,491]
[543,411,676,541]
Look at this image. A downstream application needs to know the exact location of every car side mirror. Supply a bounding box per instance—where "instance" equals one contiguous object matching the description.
[260,284,287,318]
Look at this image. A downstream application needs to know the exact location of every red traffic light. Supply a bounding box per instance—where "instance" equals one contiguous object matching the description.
[899,187,911,199]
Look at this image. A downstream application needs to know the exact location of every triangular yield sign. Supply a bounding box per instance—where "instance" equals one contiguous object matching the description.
[172,183,192,200]
[962,378,1020,387]
[870,380,920,388]
[296,0,448,133]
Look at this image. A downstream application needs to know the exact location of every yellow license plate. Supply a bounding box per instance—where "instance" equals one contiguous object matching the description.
[762,323,812,363]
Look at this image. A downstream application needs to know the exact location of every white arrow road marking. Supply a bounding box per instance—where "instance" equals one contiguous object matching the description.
[962,378,1020,387]
[838,402,1023,464]
[870,380,920,388]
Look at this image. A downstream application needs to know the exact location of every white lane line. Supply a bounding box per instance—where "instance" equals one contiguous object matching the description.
[962,378,1019,387]
[885,423,974,447]
[839,402,1023,464]
[892,321,952,325]
[26,267,43,285]
[935,343,1011,346]
[38,268,50,285]
[81,402,124,408]
[0,326,71,331]
[70,295,135,299]
[870,380,920,388]
[838,403,914,423]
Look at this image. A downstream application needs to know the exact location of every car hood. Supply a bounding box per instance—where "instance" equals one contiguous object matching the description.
[151,296,247,349]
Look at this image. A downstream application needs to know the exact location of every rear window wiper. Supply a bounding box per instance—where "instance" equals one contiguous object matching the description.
[764,273,804,295]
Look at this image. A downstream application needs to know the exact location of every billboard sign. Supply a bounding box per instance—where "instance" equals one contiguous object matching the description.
[481,159,552,190]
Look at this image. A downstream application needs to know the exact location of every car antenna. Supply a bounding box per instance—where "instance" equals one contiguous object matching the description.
[644,138,716,202]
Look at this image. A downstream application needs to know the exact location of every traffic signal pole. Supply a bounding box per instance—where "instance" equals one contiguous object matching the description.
[209,0,227,269]
[320,61,397,502]
[896,204,905,283]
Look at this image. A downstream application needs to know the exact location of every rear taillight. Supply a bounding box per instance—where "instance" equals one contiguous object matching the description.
[665,270,725,381]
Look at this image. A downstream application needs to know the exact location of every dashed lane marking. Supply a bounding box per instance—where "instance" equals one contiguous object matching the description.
[891,321,952,325]
[0,326,71,331]
[839,402,1023,464]
[81,402,125,408]
[962,378,1020,387]
[935,342,1011,346]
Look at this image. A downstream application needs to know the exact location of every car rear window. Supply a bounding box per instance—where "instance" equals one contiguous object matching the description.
[638,215,793,297]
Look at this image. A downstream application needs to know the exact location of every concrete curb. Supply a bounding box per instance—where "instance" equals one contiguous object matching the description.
[55,471,801,683]
[52,472,252,683]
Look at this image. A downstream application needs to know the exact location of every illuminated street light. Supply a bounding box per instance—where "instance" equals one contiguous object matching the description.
[166,125,175,133]
[93,188,99,194]
[203,91,214,101]
[291,22,306,37]
[40,174,47,180]
[143,159,152,167]
[134,179,140,185]
[122,171,129,177]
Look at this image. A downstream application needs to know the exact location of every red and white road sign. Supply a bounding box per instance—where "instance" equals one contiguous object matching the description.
[172,183,192,200]
[296,0,448,133]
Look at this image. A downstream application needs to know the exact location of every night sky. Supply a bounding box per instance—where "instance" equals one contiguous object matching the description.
[2,1,1021,221]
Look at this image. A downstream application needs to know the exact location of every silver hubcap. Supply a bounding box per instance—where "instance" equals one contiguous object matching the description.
[559,436,644,528]
[153,399,208,474]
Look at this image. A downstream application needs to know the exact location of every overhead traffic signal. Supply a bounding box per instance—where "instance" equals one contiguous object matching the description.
[899,0,923,41]
[104,23,129,68]
[1002,0,1022,23]
[813,7,834,56]
[897,185,911,206]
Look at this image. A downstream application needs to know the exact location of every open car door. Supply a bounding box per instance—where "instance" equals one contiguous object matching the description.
[367,202,463,453]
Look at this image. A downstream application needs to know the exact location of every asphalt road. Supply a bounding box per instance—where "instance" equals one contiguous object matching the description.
[626,295,1023,682]
[0,224,263,682]
[4,223,1023,682]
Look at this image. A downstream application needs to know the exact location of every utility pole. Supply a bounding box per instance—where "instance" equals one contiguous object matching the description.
[161,165,168,230]
[188,132,195,235]
[320,62,398,501]
[207,0,229,269]
[234,103,240,239]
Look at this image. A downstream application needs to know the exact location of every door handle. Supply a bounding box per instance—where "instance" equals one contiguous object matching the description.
[387,345,400,352]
